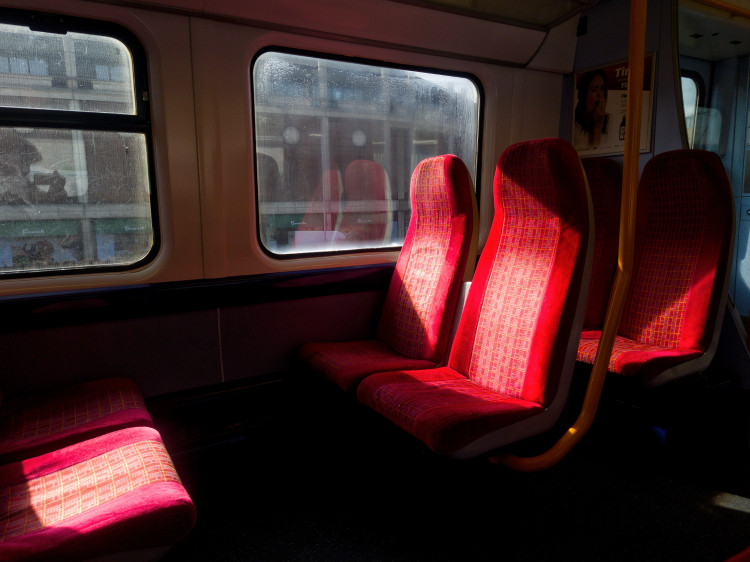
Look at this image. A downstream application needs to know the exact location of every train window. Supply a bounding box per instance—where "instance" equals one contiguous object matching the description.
[681,74,699,147]
[0,11,154,277]
[252,50,480,255]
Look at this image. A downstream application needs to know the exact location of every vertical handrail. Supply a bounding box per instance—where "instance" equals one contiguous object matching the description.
[492,0,648,471]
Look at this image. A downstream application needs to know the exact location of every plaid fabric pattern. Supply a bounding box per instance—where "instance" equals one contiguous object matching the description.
[0,439,181,541]
[0,385,146,447]
[371,376,511,435]
[390,157,453,358]
[468,157,560,397]
[620,157,704,347]
[577,334,700,373]
[577,334,663,370]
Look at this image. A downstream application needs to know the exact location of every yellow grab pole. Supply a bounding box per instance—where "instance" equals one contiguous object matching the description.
[492,0,647,471]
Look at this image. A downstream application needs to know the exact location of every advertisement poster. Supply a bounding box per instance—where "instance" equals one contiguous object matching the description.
[572,54,655,157]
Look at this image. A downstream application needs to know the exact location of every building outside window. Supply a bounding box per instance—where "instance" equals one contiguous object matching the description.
[0,10,155,276]
[253,50,480,255]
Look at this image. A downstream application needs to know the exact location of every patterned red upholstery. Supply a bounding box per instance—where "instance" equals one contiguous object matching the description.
[300,155,477,392]
[358,138,592,458]
[727,545,750,562]
[335,160,392,244]
[0,426,195,561]
[576,149,734,384]
[581,157,621,330]
[0,378,153,463]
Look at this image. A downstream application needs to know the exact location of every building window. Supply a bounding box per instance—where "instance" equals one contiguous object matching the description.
[252,50,480,255]
[0,10,155,276]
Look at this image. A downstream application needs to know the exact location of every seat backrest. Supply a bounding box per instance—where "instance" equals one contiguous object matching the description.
[376,154,477,363]
[619,149,734,358]
[256,152,283,201]
[336,159,392,244]
[581,157,622,330]
[448,138,592,407]
[293,168,343,247]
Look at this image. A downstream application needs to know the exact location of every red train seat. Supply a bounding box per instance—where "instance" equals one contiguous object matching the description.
[357,138,592,458]
[0,426,195,561]
[335,159,392,246]
[0,378,153,463]
[299,154,477,393]
[577,149,734,385]
[293,168,344,247]
[580,157,621,330]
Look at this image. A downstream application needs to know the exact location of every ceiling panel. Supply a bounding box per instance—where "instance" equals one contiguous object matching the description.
[390,0,598,29]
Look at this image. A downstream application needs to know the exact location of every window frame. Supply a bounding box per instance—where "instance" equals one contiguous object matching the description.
[250,46,483,260]
[0,7,159,279]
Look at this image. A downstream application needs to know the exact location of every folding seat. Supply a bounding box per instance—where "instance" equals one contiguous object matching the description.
[0,426,196,561]
[357,138,592,458]
[576,149,734,386]
[335,159,393,245]
[580,157,621,331]
[0,378,153,463]
[299,154,478,393]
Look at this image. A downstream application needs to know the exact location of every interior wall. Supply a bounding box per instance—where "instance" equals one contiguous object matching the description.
[562,0,683,170]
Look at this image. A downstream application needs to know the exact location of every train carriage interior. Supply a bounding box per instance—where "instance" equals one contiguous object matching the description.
[0,0,750,559]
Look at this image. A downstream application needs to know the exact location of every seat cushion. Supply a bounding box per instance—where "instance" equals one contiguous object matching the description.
[577,330,702,381]
[300,340,436,393]
[0,426,195,561]
[0,378,153,462]
[357,367,542,456]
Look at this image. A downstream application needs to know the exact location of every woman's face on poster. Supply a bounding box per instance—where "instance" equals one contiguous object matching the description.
[586,75,606,115]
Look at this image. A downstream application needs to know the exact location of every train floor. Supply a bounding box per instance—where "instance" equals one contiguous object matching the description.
[152,374,750,562]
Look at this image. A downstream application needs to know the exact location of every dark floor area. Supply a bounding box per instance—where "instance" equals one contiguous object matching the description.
[151,375,750,562]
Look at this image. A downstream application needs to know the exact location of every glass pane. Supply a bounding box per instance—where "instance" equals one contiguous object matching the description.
[0,23,136,114]
[681,75,698,148]
[253,52,479,255]
[0,127,152,274]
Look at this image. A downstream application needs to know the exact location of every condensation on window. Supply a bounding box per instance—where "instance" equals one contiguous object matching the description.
[0,19,153,276]
[0,23,136,115]
[0,127,152,274]
[253,51,479,255]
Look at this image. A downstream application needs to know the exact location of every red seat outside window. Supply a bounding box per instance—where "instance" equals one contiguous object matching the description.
[335,159,392,245]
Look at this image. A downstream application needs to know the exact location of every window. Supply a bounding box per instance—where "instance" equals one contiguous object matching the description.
[681,74,699,148]
[680,70,705,148]
[0,9,155,276]
[252,50,480,255]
